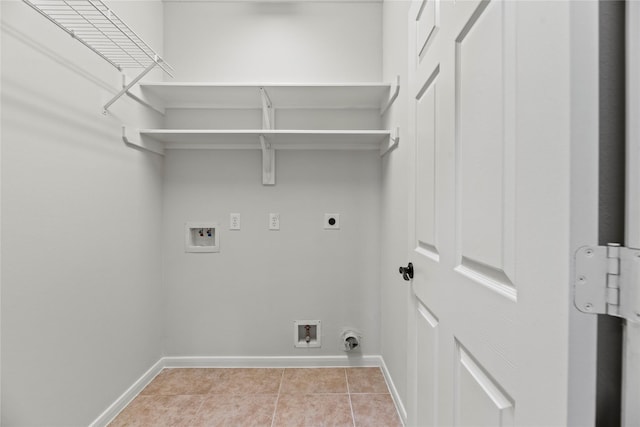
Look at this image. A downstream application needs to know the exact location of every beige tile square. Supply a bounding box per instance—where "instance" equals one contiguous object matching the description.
[273,394,353,427]
[280,368,347,394]
[140,368,219,395]
[350,394,402,427]
[208,368,283,394]
[108,395,204,427]
[346,367,389,394]
[190,394,277,427]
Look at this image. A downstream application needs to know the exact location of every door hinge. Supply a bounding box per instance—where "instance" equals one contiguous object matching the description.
[575,244,640,322]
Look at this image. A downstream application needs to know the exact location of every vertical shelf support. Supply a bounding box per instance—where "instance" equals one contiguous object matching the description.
[260,87,276,185]
[260,87,275,129]
[259,135,275,185]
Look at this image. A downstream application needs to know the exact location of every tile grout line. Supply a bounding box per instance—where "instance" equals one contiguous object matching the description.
[270,368,285,427]
[195,368,219,426]
[345,368,356,427]
[181,369,213,427]
[187,394,208,427]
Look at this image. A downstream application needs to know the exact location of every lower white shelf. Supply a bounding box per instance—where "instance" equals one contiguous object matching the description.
[122,127,399,155]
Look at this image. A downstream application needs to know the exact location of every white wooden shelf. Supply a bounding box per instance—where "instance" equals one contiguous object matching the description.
[130,79,400,114]
[122,78,401,185]
[123,128,398,155]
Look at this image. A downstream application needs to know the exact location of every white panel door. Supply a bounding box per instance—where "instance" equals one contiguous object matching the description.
[406,1,598,425]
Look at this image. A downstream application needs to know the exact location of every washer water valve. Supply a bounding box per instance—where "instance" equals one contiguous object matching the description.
[294,320,321,348]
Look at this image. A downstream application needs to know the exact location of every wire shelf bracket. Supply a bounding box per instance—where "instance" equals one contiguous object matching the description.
[22,0,174,113]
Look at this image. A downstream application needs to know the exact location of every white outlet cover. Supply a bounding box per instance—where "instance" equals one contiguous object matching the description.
[230,213,241,230]
[269,213,280,230]
[324,213,340,229]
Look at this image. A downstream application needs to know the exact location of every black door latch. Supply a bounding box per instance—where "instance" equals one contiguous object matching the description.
[399,262,413,281]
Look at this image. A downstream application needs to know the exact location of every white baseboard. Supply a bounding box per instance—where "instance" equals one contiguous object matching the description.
[379,356,408,426]
[90,354,407,427]
[163,354,382,368]
[89,358,164,427]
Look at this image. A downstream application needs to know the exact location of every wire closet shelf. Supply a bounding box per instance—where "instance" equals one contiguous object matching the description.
[22,0,173,76]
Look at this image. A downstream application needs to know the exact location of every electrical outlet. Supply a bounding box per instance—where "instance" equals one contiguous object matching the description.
[324,213,340,230]
[230,213,241,230]
[269,213,280,230]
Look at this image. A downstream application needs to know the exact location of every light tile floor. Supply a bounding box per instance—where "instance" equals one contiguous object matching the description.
[109,367,402,427]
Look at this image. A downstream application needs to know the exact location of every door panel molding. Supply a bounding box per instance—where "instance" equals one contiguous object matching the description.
[455,257,516,302]
[455,340,515,426]
[417,300,439,427]
[416,0,440,60]
[415,64,440,261]
[454,0,516,296]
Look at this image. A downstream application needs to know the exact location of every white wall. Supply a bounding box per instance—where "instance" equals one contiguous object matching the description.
[381,0,410,415]
[1,1,165,425]
[161,1,384,357]
[163,1,382,82]
[162,150,381,356]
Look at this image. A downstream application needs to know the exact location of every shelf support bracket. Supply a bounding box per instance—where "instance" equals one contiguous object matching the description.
[260,87,275,129]
[380,75,400,116]
[122,126,164,156]
[125,75,166,115]
[260,87,276,185]
[259,135,276,185]
[380,127,400,156]
[103,59,161,114]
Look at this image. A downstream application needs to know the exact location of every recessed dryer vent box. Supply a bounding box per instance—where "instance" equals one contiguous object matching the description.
[185,222,219,253]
